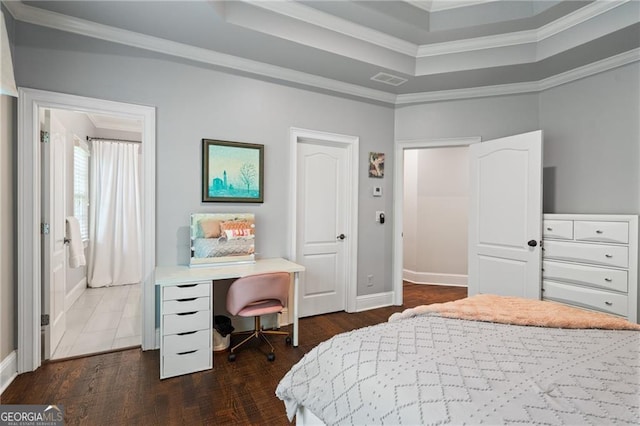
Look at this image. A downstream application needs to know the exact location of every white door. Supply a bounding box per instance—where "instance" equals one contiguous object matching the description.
[41,110,67,358]
[297,142,348,317]
[468,130,542,299]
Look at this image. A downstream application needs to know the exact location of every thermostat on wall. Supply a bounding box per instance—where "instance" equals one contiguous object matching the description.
[373,186,382,197]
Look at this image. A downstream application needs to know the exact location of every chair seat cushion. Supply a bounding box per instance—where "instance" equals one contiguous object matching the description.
[238,299,284,317]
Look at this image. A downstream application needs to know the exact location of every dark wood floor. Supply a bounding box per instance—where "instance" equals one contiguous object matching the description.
[1,283,466,425]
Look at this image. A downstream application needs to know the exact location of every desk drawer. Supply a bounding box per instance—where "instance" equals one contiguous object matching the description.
[543,241,628,268]
[163,329,210,354]
[543,220,573,240]
[163,297,210,315]
[574,221,629,244]
[543,280,627,317]
[162,348,211,379]
[163,310,210,335]
[163,282,211,301]
[543,261,628,293]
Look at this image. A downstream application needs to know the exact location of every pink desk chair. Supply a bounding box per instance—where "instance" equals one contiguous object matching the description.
[225,272,292,362]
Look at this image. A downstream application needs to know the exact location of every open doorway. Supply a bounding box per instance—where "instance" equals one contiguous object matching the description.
[17,88,155,373]
[392,137,480,305]
[42,107,143,360]
[403,146,470,287]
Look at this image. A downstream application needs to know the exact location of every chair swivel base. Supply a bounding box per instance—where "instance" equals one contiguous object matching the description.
[227,316,291,362]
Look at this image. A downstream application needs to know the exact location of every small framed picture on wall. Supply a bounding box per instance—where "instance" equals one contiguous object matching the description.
[368,152,385,178]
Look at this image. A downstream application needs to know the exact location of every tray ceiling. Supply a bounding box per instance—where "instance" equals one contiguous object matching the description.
[7,1,640,105]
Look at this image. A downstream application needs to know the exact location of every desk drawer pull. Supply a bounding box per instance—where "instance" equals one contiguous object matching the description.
[604,301,613,306]
[177,298,197,302]
[177,284,198,288]
[605,254,613,258]
[177,330,197,336]
[177,350,198,356]
[596,230,603,234]
[604,278,612,282]
[177,311,197,316]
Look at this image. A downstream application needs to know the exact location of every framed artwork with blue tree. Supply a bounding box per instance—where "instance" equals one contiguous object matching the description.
[202,139,264,203]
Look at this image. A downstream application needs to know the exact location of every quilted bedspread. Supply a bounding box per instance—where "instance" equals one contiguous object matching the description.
[276,298,640,425]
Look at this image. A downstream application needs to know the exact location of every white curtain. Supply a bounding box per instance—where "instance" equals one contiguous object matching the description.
[88,140,142,287]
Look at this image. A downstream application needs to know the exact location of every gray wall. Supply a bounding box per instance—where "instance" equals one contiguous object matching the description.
[395,93,540,142]
[539,62,639,214]
[13,23,396,298]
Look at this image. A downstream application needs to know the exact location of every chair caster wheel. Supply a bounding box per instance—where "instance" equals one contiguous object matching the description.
[267,352,275,362]
[228,353,236,362]
[285,336,292,346]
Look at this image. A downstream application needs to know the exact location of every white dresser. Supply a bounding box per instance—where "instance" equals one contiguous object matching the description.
[542,214,638,323]
[160,281,213,379]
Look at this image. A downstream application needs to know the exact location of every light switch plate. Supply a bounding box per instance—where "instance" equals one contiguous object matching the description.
[373,186,382,197]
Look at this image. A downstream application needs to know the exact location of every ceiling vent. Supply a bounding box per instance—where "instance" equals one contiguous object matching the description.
[371,72,408,87]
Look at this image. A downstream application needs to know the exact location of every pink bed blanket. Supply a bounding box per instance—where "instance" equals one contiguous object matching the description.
[389,294,640,330]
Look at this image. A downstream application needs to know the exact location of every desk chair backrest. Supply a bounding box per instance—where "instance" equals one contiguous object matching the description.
[226,272,290,316]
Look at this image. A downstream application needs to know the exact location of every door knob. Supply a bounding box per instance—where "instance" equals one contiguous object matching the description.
[337,234,346,240]
[527,239,537,247]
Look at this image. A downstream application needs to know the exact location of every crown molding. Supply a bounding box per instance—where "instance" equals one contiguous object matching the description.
[396,81,539,105]
[538,47,640,91]
[247,1,418,57]
[417,0,631,58]
[4,1,397,105]
[536,0,629,41]
[397,47,640,105]
[405,0,500,13]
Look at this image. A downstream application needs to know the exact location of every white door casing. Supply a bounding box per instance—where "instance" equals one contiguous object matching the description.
[41,111,67,358]
[17,88,156,373]
[468,130,543,299]
[290,128,358,316]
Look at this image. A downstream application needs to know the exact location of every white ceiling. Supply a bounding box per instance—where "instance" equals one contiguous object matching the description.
[6,1,640,105]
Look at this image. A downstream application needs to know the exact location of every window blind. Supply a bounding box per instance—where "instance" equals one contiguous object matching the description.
[73,143,89,240]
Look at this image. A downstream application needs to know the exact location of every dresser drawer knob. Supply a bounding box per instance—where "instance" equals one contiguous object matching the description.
[604,301,613,306]
[604,278,612,282]
[605,254,613,258]
[596,230,603,234]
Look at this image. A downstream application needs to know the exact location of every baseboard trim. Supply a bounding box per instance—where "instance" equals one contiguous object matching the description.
[355,291,394,312]
[403,269,468,287]
[0,351,18,395]
[65,277,87,311]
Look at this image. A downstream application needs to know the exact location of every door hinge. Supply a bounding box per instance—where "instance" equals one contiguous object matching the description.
[40,130,50,144]
[41,314,50,326]
[41,222,50,235]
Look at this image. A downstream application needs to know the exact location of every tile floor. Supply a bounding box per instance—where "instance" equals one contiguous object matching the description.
[51,283,141,360]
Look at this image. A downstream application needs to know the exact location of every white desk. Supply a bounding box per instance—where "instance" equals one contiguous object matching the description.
[155,258,304,378]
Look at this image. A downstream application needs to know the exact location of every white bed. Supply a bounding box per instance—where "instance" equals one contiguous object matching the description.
[276,295,640,425]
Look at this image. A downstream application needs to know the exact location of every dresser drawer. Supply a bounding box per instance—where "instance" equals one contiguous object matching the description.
[543,220,573,240]
[163,310,211,335]
[574,221,629,244]
[543,280,627,317]
[163,282,211,301]
[543,241,628,268]
[162,348,211,379]
[163,297,210,315]
[542,261,628,293]
[163,329,211,354]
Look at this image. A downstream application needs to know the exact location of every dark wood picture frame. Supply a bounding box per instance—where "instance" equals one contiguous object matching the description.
[202,139,264,203]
